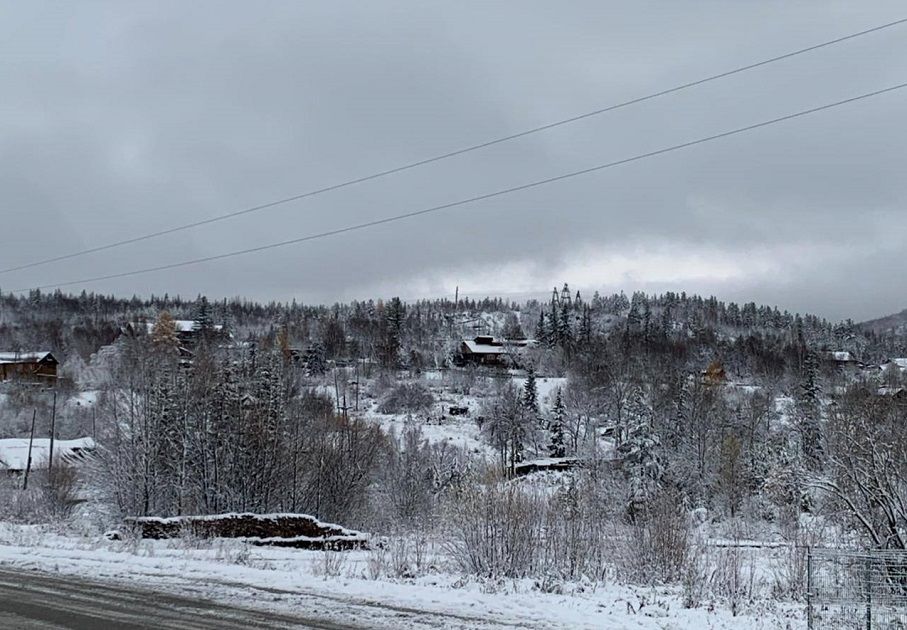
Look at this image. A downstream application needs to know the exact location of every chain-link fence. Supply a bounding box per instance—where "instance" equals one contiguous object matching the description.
[808,548,907,629]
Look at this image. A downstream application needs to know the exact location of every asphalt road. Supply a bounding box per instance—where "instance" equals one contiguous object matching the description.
[0,569,357,630]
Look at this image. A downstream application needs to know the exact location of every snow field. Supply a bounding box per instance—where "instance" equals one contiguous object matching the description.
[0,523,804,629]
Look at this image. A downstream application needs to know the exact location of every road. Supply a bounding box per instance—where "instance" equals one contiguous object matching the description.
[0,569,357,629]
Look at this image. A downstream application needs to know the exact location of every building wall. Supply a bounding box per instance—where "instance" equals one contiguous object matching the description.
[0,361,57,381]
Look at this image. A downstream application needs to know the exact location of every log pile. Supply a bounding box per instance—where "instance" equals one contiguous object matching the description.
[125,512,368,550]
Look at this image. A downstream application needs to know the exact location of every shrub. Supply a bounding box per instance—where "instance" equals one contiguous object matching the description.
[377,382,435,415]
[42,465,81,521]
[618,488,691,584]
[0,465,80,524]
[447,480,545,578]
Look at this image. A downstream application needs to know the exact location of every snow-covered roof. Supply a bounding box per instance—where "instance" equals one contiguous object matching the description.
[503,338,537,347]
[516,456,582,468]
[827,351,857,363]
[146,320,221,333]
[0,437,95,471]
[144,320,223,333]
[462,340,507,355]
[0,351,55,364]
[885,358,907,369]
[513,456,584,476]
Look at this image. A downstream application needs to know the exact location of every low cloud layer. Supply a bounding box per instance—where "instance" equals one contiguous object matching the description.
[1,1,905,320]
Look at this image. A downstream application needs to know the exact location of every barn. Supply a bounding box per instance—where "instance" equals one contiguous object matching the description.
[0,351,58,381]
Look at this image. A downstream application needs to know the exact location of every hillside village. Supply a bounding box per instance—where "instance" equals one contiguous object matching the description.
[5,0,907,625]
[0,286,906,626]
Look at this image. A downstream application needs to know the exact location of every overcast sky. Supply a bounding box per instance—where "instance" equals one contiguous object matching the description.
[1,1,905,321]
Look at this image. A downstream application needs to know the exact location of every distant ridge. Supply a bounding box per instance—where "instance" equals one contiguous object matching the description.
[858,308,907,335]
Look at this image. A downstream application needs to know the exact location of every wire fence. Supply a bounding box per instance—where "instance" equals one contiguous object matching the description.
[808,548,907,629]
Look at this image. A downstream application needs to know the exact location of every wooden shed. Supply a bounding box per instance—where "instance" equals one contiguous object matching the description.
[0,351,58,381]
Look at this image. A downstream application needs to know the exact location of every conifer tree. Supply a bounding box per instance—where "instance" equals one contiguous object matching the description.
[501,312,525,340]
[549,389,567,457]
[522,368,539,414]
[580,305,592,344]
[303,342,327,376]
[192,295,215,342]
[380,297,406,368]
[642,299,652,351]
[796,350,824,468]
[548,294,559,349]
[219,298,235,338]
[557,299,573,350]
[535,312,547,345]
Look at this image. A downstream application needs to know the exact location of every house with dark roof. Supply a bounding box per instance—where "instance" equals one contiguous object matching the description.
[822,350,863,377]
[457,336,510,367]
[825,351,859,364]
[0,351,58,381]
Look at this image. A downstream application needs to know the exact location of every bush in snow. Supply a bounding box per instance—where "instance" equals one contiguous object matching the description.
[617,487,692,585]
[377,382,435,415]
[447,477,545,578]
[0,465,80,524]
[447,470,621,581]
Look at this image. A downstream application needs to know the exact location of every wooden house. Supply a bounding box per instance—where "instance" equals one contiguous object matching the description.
[0,351,58,381]
[823,350,863,377]
[458,336,509,367]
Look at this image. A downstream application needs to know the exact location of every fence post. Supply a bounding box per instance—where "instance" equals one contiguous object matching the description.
[806,546,813,630]
[865,554,872,630]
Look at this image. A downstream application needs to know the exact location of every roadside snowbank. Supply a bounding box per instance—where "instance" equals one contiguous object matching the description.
[0,524,803,629]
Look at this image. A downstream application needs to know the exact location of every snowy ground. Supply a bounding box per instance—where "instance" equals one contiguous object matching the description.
[361,372,571,457]
[367,411,488,454]
[64,389,99,410]
[0,524,804,629]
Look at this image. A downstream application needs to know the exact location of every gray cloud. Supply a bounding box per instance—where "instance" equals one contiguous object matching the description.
[1,1,905,320]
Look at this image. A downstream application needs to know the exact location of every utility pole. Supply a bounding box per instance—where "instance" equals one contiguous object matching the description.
[291,406,299,512]
[48,390,57,478]
[333,368,341,415]
[23,409,36,490]
[450,286,459,341]
[354,360,360,411]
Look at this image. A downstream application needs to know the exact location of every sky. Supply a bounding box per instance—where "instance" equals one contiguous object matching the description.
[1,1,905,321]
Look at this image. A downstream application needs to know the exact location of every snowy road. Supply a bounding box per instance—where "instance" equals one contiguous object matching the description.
[0,569,355,629]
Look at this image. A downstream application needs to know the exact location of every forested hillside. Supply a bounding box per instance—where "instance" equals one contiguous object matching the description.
[2,286,904,375]
[2,285,906,622]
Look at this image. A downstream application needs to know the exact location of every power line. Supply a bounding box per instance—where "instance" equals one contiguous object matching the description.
[14,81,907,294]
[2,16,905,277]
